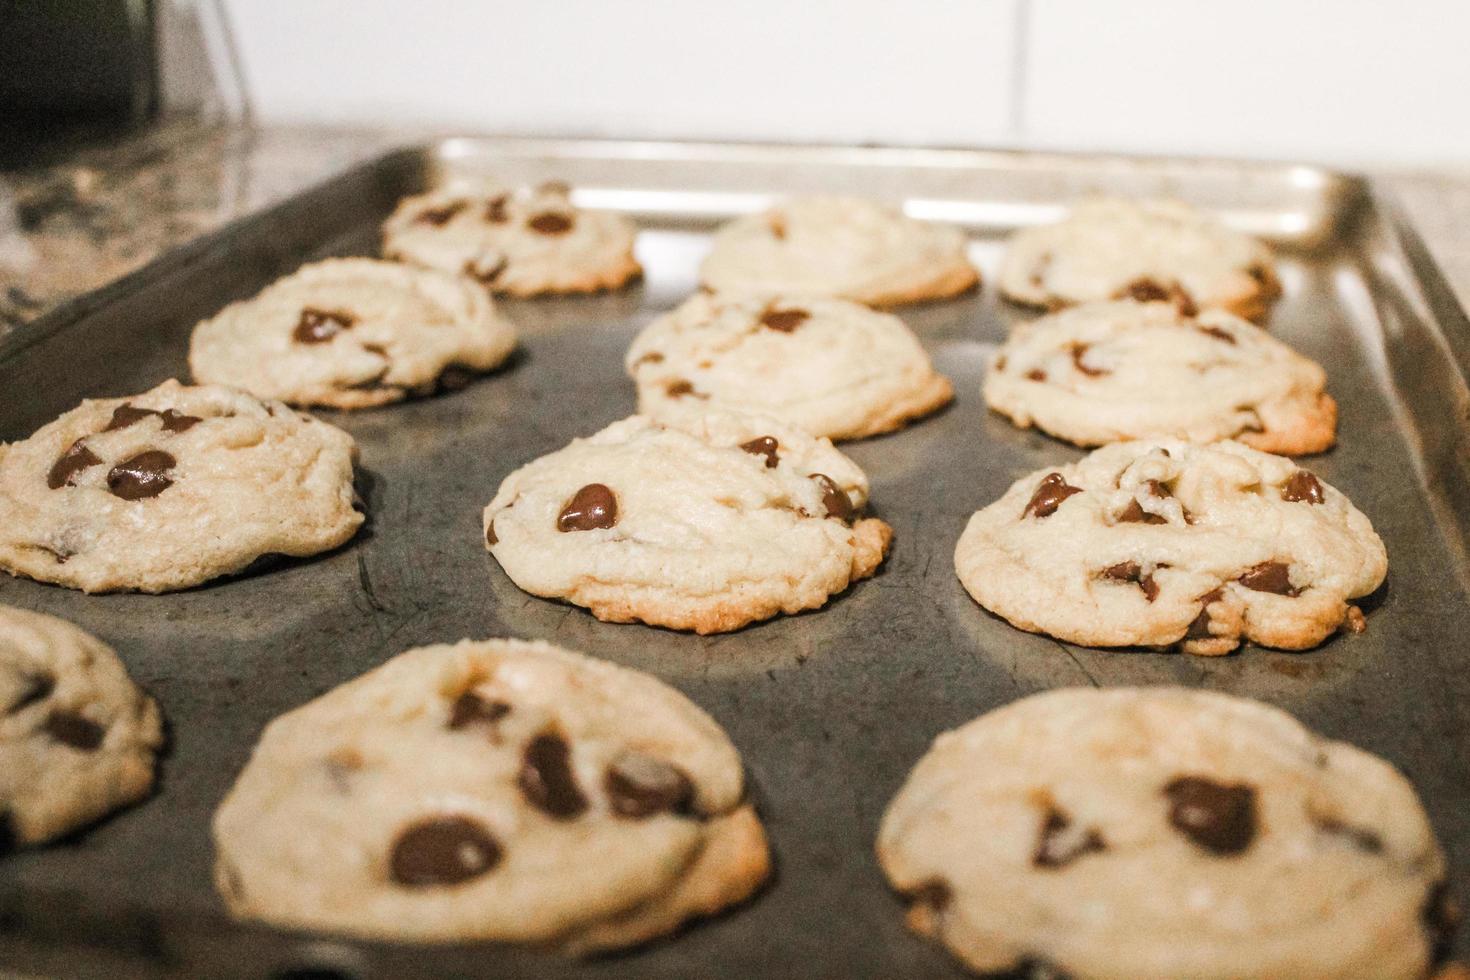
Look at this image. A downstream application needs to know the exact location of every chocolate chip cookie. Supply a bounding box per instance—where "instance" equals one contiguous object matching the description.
[1,605,162,847]
[382,182,641,296]
[213,638,770,950]
[985,299,1336,454]
[878,686,1451,979]
[999,198,1281,321]
[189,258,518,409]
[953,440,1386,654]
[626,292,953,440]
[699,195,979,307]
[484,408,892,633]
[0,380,363,593]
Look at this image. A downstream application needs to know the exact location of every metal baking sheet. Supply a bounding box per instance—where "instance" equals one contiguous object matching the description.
[1,137,1468,979]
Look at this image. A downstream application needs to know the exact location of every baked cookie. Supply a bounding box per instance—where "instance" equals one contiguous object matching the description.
[213,638,769,951]
[189,258,517,410]
[698,196,979,307]
[985,299,1335,454]
[381,182,641,297]
[0,380,363,593]
[483,408,891,633]
[1,605,162,847]
[999,198,1281,320]
[625,292,953,440]
[878,686,1451,980]
[953,440,1385,654]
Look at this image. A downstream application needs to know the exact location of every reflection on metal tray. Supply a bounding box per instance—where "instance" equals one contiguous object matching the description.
[1,138,1468,979]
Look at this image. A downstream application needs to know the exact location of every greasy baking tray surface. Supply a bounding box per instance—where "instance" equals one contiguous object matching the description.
[2,138,1469,979]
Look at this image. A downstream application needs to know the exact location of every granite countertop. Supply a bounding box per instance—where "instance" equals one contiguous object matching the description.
[4,118,1470,336]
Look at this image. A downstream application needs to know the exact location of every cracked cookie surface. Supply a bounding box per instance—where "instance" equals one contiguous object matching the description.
[189,258,517,409]
[213,638,769,950]
[0,605,162,847]
[626,292,952,440]
[484,408,891,633]
[953,440,1385,654]
[878,686,1449,980]
[0,380,363,593]
[985,299,1335,454]
[999,198,1281,320]
[382,182,641,296]
[699,196,979,307]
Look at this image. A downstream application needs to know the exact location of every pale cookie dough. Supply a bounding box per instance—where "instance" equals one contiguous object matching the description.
[483,408,892,633]
[699,195,979,307]
[382,182,641,297]
[878,686,1451,980]
[953,440,1386,655]
[1,605,162,847]
[626,292,953,440]
[213,638,770,951]
[0,380,363,593]
[985,299,1335,454]
[189,258,518,410]
[999,198,1282,320]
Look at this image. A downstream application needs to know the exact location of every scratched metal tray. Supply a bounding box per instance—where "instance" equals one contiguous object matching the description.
[1,137,1468,980]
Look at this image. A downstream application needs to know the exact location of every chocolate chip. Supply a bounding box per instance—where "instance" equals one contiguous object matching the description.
[539,180,571,196]
[1101,561,1159,602]
[1163,776,1257,855]
[485,519,498,546]
[633,351,664,366]
[1117,500,1168,525]
[1115,277,1197,316]
[389,816,501,887]
[47,440,101,489]
[811,474,854,522]
[1032,806,1105,868]
[907,878,952,912]
[44,711,105,751]
[106,450,176,500]
[1025,368,1047,382]
[1238,560,1298,596]
[995,355,1008,371]
[1315,816,1384,854]
[518,733,588,819]
[483,195,509,223]
[1186,588,1224,639]
[415,201,466,226]
[105,404,202,434]
[464,254,508,285]
[760,308,809,332]
[293,308,355,344]
[1069,343,1106,377]
[605,752,695,819]
[448,692,510,730]
[1199,325,1236,344]
[557,483,617,532]
[1281,470,1325,505]
[665,379,707,399]
[6,672,53,715]
[768,214,787,240]
[1423,880,1461,968]
[740,436,779,468]
[1022,473,1082,519]
[528,212,573,235]
[1247,264,1274,287]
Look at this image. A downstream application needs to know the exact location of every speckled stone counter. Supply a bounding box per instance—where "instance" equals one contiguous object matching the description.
[4,119,1470,337]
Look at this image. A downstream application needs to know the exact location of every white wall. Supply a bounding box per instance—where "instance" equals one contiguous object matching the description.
[220,0,1470,166]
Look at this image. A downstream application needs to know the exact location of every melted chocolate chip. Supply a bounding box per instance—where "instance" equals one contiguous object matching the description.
[1025,368,1047,382]
[448,692,511,730]
[485,519,498,546]
[389,816,501,887]
[1238,560,1298,596]
[557,483,617,532]
[1423,880,1461,968]
[666,379,705,399]
[1069,343,1106,377]
[1164,776,1257,855]
[1186,588,1225,639]
[1101,561,1159,601]
[811,474,854,522]
[1315,816,1384,854]
[6,672,54,715]
[1022,473,1082,519]
[106,450,176,500]
[1281,470,1325,505]
[415,201,466,226]
[760,308,809,332]
[634,351,664,366]
[483,195,509,223]
[1115,278,1198,316]
[605,752,695,819]
[518,733,588,819]
[1117,500,1168,525]
[464,254,508,285]
[1199,325,1237,345]
[528,212,573,235]
[45,711,105,751]
[1032,807,1106,868]
[740,436,779,468]
[105,404,202,434]
[293,307,356,344]
[47,440,101,489]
